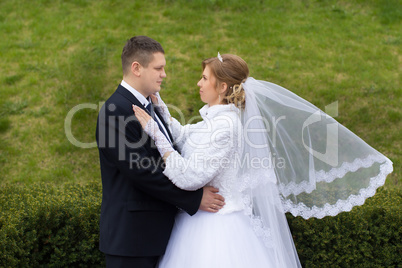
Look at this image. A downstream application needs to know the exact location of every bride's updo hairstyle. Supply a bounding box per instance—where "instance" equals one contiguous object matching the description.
[202,54,249,109]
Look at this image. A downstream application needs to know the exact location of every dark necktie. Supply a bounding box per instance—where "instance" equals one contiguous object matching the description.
[145,102,170,142]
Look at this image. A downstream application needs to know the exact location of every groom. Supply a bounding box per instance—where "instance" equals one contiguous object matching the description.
[96,35,225,267]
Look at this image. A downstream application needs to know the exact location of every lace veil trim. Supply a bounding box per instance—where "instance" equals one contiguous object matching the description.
[281,158,393,219]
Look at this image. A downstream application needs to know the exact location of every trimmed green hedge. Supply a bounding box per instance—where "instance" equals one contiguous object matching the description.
[0,182,104,267]
[288,187,402,267]
[0,182,400,267]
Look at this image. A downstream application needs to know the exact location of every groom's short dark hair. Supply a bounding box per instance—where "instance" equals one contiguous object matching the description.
[121,36,165,75]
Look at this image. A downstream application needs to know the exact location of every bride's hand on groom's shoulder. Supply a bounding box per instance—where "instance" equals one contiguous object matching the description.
[132,105,152,129]
[151,93,172,123]
[150,93,159,105]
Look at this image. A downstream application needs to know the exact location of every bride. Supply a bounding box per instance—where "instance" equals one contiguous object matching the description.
[133,53,392,267]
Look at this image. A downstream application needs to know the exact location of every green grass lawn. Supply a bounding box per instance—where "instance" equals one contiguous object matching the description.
[0,0,400,188]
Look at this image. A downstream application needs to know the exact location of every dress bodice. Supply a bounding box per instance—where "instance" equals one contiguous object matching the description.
[163,104,245,214]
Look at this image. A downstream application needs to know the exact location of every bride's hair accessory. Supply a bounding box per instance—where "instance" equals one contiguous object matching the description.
[217,52,223,62]
[226,83,245,109]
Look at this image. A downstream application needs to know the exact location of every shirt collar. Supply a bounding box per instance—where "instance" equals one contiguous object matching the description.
[121,80,150,106]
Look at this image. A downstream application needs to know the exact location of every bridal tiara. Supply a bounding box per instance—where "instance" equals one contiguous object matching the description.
[217,52,223,62]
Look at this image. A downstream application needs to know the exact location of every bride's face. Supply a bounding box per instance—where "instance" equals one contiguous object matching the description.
[197,65,220,106]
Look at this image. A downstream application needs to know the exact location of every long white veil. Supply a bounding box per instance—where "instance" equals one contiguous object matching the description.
[238,77,393,267]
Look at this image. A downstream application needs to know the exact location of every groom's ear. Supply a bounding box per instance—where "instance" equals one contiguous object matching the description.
[131,61,142,77]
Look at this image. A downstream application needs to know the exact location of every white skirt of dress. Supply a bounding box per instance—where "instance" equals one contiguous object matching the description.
[157,210,277,268]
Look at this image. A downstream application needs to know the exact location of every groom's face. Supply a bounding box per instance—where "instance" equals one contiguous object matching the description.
[139,52,167,97]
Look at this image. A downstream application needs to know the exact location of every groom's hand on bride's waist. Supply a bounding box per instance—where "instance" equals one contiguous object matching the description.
[199,186,225,213]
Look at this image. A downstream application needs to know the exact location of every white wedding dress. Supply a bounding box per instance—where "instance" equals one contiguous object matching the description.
[155,104,300,268]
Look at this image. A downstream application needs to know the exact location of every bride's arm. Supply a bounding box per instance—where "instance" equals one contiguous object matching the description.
[133,105,237,191]
[162,140,232,191]
[163,118,237,191]
[133,105,175,160]
[151,93,188,151]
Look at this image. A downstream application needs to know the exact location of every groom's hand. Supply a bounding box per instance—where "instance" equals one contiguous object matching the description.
[199,186,225,213]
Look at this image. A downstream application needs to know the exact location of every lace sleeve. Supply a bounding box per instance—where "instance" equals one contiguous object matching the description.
[143,119,174,157]
[169,117,189,151]
[162,121,237,191]
[153,93,172,125]
[153,93,187,150]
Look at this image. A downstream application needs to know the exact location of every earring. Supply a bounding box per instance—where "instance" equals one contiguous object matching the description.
[219,95,221,103]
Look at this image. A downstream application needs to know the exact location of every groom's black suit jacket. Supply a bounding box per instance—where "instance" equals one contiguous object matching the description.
[96,85,203,257]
